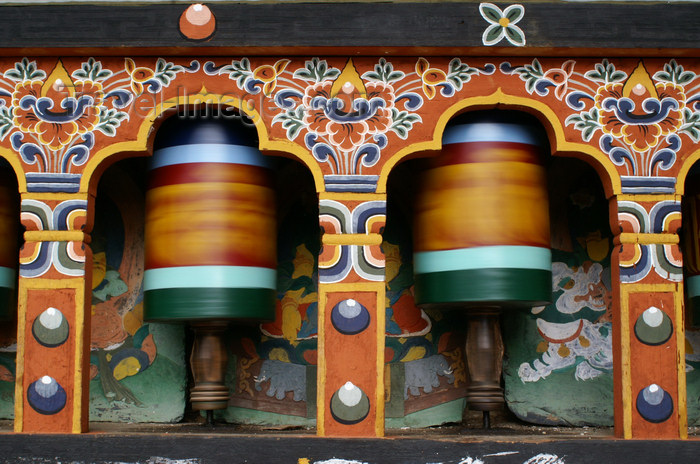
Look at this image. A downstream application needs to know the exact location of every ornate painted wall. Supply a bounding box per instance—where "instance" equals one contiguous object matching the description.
[0,54,698,439]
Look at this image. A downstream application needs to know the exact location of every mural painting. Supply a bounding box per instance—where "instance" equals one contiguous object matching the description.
[88,161,186,422]
[503,158,615,426]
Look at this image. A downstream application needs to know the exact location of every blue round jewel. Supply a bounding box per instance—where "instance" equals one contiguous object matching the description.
[27,376,67,415]
[636,384,673,423]
[331,299,370,335]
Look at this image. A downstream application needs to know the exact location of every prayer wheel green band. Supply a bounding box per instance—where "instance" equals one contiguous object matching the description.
[144,287,276,322]
[414,268,551,308]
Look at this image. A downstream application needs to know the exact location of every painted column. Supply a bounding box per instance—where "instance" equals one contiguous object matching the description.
[317,193,386,437]
[614,194,685,438]
[15,192,92,433]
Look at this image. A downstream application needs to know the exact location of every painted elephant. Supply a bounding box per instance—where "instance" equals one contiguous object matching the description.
[254,359,306,402]
[404,354,454,399]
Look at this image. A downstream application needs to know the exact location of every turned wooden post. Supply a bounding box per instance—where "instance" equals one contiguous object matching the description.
[189,321,230,412]
[465,307,504,411]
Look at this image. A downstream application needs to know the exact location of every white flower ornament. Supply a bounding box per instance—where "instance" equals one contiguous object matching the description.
[479,3,526,47]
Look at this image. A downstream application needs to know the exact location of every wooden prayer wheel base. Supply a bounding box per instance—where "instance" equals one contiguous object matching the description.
[466,385,505,411]
[465,307,505,414]
[190,321,230,411]
[191,384,230,411]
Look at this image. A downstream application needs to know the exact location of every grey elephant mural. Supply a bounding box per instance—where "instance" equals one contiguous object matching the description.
[404,354,454,399]
[255,359,307,402]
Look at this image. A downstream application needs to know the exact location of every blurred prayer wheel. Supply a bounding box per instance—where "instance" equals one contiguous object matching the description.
[413,111,551,424]
[144,116,276,414]
[0,167,18,321]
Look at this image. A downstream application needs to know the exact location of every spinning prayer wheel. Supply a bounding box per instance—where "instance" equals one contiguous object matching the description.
[0,167,18,321]
[413,111,551,425]
[144,115,276,416]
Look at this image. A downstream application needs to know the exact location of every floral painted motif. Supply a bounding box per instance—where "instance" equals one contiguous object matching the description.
[479,3,526,47]
[124,58,195,96]
[206,57,291,96]
[503,59,700,186]
[259,57,491,190]
[0,58,196,192]
[415,58,492,100]
[269,58,425,186]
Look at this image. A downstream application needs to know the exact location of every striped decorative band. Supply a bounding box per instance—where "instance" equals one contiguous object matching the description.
[144,265,276,291]
[414,246,551,274]
[443,122,541,146]
[151,144,271,169]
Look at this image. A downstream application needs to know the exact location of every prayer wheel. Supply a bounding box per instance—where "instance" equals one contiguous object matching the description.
[144,116,276,415]
[0,167,18,320]
[413,111,551,424]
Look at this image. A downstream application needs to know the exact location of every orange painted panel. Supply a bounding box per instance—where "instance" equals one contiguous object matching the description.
[628,291,679,438]
[322,290,380,437]
[22,288,78,432]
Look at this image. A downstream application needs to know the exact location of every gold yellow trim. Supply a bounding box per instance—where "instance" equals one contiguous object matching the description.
[377,89,621,197]
[72,281,86,433]
[80,92,325,195]
[14,284,27,432]
[675,283,688,439]
[619,284,632,439]
[20,192,91,202]
[675,145,700,196]
[617,194,680,203]
[319,193,387,202]
[322,233,383,246]
[374,284,386,437]
[317,287,327,437]
[614,233,679,245]
[24,231,87,243]
[622,283,676,292]
[321,282,386,292]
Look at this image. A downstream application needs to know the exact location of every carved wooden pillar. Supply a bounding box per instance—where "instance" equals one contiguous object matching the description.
[614,194,685,439]
[317,193,386,437]
[15,192,93,433]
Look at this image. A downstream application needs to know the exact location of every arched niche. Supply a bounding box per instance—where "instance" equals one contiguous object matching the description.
[378,95,620,199]
[504,155,614,427]
[0,158,21,422]
[382,109,615,429]
[680,162,700,428]
[224,155,321,427]
[87,108,322,427]
[88,155,183,423]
